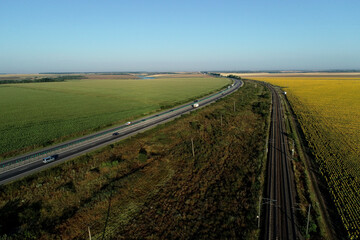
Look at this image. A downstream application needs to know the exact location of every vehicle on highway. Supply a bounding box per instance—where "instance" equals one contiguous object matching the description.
[192,103,199,108]
[112,132,119,136]
[194,99,199,102]
[42,154,59,164]
[1,80,242,185]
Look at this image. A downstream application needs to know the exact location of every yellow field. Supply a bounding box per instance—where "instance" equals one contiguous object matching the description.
[248,77,360,239]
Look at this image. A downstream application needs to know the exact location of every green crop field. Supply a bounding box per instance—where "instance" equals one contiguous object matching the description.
[0,80,270,239]
[0,77,230,159]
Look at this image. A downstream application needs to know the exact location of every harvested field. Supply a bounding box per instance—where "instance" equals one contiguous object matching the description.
[148,73,211,78]
[85,74,139,79]
[0,73,139,81]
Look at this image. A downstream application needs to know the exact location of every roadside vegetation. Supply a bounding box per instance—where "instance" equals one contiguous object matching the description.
[0,81,270,239]
[0,76,230,160]
[250,77,360,239]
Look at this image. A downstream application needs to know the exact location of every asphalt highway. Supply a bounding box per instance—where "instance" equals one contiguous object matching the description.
[0,79,243,185]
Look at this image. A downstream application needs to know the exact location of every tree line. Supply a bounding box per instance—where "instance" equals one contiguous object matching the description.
[0,75,85,84]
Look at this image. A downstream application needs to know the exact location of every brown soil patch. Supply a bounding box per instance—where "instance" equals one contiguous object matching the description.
[149,73,211,78]
[84,74,139,79]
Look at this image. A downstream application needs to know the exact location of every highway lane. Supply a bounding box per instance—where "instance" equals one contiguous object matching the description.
[261,82,298,240]
[0,79,243,185]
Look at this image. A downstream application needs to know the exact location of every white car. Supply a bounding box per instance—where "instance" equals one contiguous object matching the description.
[192,103,199,108]
[125,121,132,125]
[42,154,58,163]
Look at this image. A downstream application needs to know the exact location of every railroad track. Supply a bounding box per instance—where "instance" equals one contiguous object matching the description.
[261,83,298,239]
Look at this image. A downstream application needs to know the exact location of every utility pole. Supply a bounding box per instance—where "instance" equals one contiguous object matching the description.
[257,197,277,229]
[191,138,195,157]
[257,196,262,228]
[306,204,311,238]
[88,226,92,240]
[293,203,312,239]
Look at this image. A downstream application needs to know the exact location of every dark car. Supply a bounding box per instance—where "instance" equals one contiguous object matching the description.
[112,132,119,136]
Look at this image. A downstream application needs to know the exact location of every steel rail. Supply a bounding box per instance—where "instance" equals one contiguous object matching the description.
[261,82,298,240]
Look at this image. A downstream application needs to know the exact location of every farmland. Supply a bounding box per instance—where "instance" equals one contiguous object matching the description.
[245,76,360,239]
[0,76,230,159]
[0,81,270,239]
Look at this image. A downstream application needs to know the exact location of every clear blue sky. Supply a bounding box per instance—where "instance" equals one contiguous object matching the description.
[1,0,360,73]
